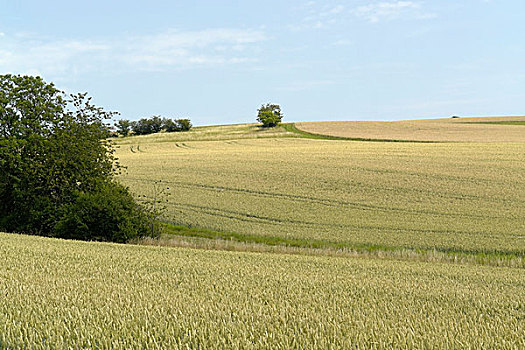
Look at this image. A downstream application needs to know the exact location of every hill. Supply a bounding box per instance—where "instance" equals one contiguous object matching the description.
[115,120,525,261]
[295,116,525,142]
[3,117,524,347]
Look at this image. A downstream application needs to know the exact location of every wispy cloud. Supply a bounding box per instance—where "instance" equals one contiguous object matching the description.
[121,29,265,70]
[289,1,435,30]
[289,4,346,31]
[0,28,267,79]
[353,1,436,23]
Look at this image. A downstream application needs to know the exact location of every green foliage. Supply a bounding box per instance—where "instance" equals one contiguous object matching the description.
[162,117,192,132]
[257,103,283,127]
[161,117,179,132]
[176,118,192,131]
[117,116,193,136]
[116,119,132,136]
[54,182,152,243]
[0,74,152,242]
[131,117,158,135]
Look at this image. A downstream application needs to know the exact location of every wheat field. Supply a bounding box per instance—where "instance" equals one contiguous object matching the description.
[1,232,524,349]
[115,130,525,255]
[2,120,524,348]
[295,116,525,142]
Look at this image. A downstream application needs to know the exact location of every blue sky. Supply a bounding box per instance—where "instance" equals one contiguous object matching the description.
[1,1,524,125]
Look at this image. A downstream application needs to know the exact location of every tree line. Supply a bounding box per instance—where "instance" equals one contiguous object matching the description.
[116,116,192,136]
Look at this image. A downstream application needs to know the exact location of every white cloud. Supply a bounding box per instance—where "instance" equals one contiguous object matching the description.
[122,29,265,70]
[0,28,267,79]
[353,1,436,23]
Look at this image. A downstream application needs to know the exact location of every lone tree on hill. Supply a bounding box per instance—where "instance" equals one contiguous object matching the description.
[257,103,283,127]
[0,74,153,242]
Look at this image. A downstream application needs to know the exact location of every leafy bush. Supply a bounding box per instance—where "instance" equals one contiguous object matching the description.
[257,103,283,127]
[131,118,156,135]
[162,118,179,132]
[54,182,153,243]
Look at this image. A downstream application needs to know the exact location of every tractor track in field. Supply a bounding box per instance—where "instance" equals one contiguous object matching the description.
[124,177,518,220]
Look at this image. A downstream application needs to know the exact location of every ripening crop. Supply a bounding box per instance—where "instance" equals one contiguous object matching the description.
[295,116,525,142]
[1,232,524,348]
[116,129,525,255]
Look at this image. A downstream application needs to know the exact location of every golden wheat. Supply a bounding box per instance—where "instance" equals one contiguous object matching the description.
[116,135,525,254]
[296,116,525,142]
[1,232,524,348]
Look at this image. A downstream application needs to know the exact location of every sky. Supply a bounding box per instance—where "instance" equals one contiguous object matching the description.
[1,0,524,125]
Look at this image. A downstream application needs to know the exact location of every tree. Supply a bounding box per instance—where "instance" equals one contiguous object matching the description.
[54,182,151,243]
[162,117,179,132]
[116,119,132,136]
[257,103,283,127]
[132,118,153,135]
[176,118,192,131]
[0,74,153,242]
[150,115,163,134]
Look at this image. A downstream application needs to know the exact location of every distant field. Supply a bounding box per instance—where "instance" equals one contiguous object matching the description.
[1,232,524,348]
[115,124,525,255]
[114,123,298,144]
[296,116,525,142]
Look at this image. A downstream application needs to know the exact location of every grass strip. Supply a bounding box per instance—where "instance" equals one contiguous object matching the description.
[462,121,525,125]
[281,123,441,143]
[158,222,524,268]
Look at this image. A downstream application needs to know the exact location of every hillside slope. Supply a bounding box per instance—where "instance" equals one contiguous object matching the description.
[296,116,525,142]
[115,122,525,256]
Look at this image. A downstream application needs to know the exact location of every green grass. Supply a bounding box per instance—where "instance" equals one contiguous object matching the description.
[281,123,440,142]
[159,222,525,267]
[464,121,525,125]
[2,232,524,348]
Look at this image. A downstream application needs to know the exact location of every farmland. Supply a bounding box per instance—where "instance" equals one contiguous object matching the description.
[115,123,525,258]
[296,116,525,142]
[1,117,524,348]
[1,232,524,348]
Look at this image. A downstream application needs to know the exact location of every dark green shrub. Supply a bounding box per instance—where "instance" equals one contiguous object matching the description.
[131,118,154,135]
[125,116,192,135]
[162,118,179,132]
[54,182,153,243]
